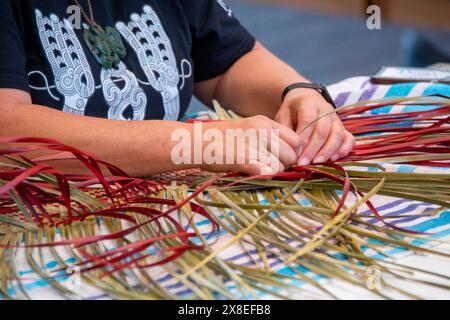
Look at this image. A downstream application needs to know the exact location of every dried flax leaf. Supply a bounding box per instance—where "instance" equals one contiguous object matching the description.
[1,95,450,299]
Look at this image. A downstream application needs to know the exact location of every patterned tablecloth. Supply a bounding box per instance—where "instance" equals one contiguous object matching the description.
[4,77,450,300]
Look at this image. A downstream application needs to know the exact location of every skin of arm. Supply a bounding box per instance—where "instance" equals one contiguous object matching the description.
[0,90,195,176]
[0,90,299,177]
[195,42,307,118]
[0,42,353,177]
[195,42,355,166]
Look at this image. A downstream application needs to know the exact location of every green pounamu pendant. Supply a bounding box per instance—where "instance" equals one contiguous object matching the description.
[83,24,127,70]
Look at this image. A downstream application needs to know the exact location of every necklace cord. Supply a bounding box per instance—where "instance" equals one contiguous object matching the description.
[73,0,96,26]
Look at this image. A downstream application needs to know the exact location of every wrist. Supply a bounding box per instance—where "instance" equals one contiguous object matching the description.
[281,82,336,108]
[180,121,224,171]
[283,87,323,103]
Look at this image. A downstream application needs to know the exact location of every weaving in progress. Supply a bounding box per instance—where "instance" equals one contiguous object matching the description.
[1,78,449,299]
[0,0,449,306]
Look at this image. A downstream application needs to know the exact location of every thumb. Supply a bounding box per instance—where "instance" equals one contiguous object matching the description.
[235,161,283,178]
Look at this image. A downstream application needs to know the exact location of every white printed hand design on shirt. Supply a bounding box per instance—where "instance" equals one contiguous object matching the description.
[35,9,95,115]
[116,5,181,121]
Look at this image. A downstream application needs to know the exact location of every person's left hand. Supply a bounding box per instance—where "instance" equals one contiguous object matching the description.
[274,89,355,166]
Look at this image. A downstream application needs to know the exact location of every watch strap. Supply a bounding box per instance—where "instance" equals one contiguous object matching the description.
[281,83,337,109]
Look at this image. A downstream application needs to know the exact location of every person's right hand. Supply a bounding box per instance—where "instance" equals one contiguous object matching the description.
[200,115,301,176]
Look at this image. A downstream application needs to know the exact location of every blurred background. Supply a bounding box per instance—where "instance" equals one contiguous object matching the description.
[187,0,450,113]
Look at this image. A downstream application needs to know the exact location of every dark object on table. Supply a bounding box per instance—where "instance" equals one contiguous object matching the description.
[371,66,450,85]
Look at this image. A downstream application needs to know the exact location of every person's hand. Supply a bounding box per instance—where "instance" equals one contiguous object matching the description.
[274,89,355,165]
[199,116,301,176]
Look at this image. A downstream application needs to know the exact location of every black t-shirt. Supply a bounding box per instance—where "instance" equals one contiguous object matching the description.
[0,0,255,120]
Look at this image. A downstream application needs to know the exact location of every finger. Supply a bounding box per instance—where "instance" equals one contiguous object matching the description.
[274,106,294,130]
[236,154,285,176]
[257,148,285,174]
[331,131,355,161]
[269,120,302,154]
[264,131,297,169]
[298,117,331,166]
[234,162,274,177]
[312,121,345,163]
[295,106,318,154]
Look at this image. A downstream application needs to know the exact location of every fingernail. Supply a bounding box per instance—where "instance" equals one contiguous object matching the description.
[331,154,340,162]
[298,158,309,166]
[314,156,325,164]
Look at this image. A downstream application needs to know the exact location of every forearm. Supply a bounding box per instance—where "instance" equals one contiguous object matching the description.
[206,43,354,166]
[0,103,193,177]
[215,42,310,118]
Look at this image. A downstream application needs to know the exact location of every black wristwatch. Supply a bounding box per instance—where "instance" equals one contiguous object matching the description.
[281,83,337,109]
